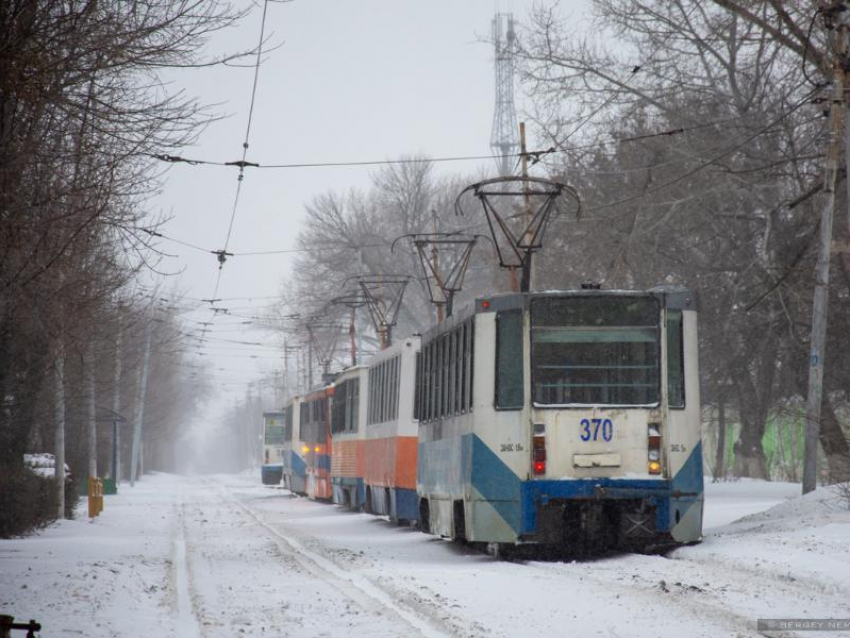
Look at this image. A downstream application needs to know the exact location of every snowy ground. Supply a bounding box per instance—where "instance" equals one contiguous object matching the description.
[2,474,849,638]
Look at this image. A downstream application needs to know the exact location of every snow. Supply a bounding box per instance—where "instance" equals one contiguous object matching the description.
[23,453,70,479]
[2,474,849,638]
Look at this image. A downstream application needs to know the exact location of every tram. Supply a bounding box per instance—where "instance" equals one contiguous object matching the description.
[280,396,307,495]
[363,336,420,523]
[330,365,368,510]
[301,386,333,500]
[415,287,703,553]
[261,411,286,485]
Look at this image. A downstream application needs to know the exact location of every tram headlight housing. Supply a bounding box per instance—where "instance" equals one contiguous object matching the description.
[648,424,662,475]
[533,423,546,475]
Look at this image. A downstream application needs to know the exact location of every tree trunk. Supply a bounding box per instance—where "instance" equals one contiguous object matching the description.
[734,388,769,479]
[86,340,97,479]
[53,345,66,519]
[821,397,850,483]
[714,402,727,480]
[112,327,122,482]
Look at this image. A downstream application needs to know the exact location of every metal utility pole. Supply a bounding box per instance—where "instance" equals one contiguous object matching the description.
[432,210,444,324]
[491,12,519,177]
[130,321,152,487]
[307,336,314,389]
[803,8,848,494]
[282,339,289,400]
[519,122,535,292]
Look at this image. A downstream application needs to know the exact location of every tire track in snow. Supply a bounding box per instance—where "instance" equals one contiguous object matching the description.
[171,494,204,638]
[215,481,453,638]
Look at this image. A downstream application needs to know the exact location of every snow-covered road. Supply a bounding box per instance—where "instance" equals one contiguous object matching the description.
[2,473,849,637]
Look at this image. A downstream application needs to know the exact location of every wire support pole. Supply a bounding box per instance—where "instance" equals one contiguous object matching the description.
[349,307,357,366]
[519,122,534,293]
[803,12,847,495]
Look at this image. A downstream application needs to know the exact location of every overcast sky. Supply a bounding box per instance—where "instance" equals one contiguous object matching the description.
[150,0,592,425]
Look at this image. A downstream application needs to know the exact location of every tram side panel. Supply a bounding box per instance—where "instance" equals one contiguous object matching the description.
[664,307,703,543]
[465,311,528,543]
[330,369,368,510]
[282,397,307,495]
[304,389,333,501]
[364,337,420,523]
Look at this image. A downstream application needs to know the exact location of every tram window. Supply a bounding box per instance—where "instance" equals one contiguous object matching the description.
[531,296,660,406]
[666,310,685,409]
[496,310,524,409]
[265,420,285,445]
[448,331,456,415]
[332,387,343,434]
[389,356,398,421]
[414,353,421,419]
[285,405,293,441]
[468,319,474,411]
[351,378,360,431]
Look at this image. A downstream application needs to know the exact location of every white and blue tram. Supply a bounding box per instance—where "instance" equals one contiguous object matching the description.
[261,411,286,485]
[416,287,703,553]
[330,365,368,510]
[280,396,307,495]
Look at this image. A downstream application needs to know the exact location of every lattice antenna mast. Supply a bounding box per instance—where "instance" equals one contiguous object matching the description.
[491,13,519,177]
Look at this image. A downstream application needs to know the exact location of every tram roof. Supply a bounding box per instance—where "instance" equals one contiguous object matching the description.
[420,286,697,342]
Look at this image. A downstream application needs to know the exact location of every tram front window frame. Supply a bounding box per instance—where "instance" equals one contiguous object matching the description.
[265,422,285,445]
[530,295,661,407]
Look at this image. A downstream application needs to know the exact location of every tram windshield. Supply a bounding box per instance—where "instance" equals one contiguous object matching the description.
[264,422,285,445]
[531,296,660,406]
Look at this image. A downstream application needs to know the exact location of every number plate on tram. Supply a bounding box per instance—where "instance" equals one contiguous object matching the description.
[579,418,613,442]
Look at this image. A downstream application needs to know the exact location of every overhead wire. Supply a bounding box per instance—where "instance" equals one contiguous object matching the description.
[145,113,757,173]
[211,0,273,301]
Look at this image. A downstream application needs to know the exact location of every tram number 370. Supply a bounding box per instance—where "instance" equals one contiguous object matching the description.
[580,418,614,442]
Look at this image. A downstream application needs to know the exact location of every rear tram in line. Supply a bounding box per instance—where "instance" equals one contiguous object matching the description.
[280,396,307,495]
[415,287,703,554]
[300,387,333,501]
[261,411,286,485]
[362,336,421,523]
[330,365,368,510]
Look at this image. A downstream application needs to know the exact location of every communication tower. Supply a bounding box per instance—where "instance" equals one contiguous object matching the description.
[491,13,519,177]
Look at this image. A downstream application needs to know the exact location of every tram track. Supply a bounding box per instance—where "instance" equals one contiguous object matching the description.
[168,491,206,638]
[213,478,457,638]
[201,476,849,638]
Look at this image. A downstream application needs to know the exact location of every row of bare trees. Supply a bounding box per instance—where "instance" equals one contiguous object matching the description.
[520,0,850,481]
[276,1,849,484]
[0,1,243,535]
